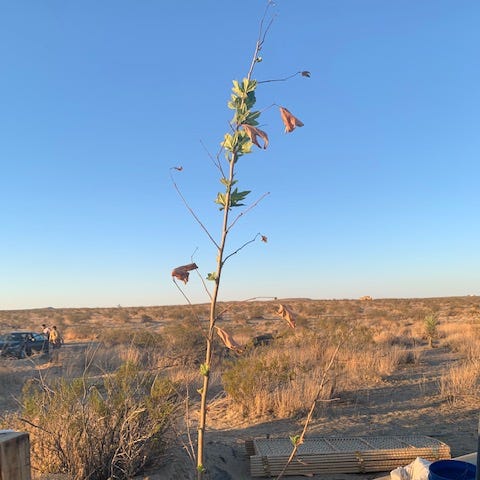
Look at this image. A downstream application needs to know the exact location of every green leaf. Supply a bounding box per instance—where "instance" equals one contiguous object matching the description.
[231,79,242,95]
[220,178,237,187]
[199,363,210,376]
[239,140,253,154]
[243,110,261,126]
[222,133,234,152]
[214,192,227,210]
[206,272,217,281]
[230,188,251,208]
[290,435,301,446]
[242,78,257,93]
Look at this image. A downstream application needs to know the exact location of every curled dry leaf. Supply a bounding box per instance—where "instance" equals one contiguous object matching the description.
[301,71,311,78]
[241,124,269,149]
[279,107,304,133]
[172,166,183,171]
[171,263,198,284]
[261,235,268,243]
[215,326,244,354]
[276,304,296,328]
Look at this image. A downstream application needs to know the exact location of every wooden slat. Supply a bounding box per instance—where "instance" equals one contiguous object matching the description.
[0,431,31,480]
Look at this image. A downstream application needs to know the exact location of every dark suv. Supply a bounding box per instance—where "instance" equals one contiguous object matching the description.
[0,332,48,359]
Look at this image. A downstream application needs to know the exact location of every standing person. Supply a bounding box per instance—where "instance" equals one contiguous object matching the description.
[41,324,50,354]
[49,325,63,363]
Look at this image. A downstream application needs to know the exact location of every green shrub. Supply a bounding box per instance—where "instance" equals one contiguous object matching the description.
[16,361,179,480]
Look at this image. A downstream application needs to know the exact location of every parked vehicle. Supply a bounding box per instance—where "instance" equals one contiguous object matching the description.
[0,331,48,359]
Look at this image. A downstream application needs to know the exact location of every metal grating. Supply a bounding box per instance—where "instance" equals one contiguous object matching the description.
[248,435,451,477]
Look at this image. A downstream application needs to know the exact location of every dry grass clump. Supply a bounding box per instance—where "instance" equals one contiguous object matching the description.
[221,321,410,419]
[223,333,332,418]
[439,321,480,359]
[439,358,480,404]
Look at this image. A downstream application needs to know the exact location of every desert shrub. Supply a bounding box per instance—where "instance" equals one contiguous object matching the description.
[113,309,131,323]
[14,361,179,480]
[99,328,164,348]
[163,318,205,366]
[65,311,93,323]
[222,334,335,418]
[66,324,98,341]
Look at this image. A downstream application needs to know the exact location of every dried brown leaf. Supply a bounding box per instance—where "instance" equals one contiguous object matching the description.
[241,124,269,149]
[301,71,311,78]
[171,263,198,284]
[215,326,244,354]
[276,304,296,328]
[279,107,304,133]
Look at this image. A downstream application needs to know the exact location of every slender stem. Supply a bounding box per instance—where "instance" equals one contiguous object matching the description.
[197,155,236,479]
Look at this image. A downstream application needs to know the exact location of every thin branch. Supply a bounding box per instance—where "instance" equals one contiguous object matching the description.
[194,269,213,303]
[170,169,220,249]
[19,417,52,434]
[247,2,276,80]
[171,277,210,342]
[227,191,270,232]
[216,296,278,319]
[179,384,196,465]
[258,71,305,84]
[190,250,213,303]
[200,139,225,177]
[222,233,261,265]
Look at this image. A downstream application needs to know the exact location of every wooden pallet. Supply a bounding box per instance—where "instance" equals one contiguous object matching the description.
[247,435,451,477]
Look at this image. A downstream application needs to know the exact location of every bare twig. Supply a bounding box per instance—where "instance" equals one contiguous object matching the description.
[275,329,353,480]
[227,191,271,232]
[247,2,275,80]
[258,71,305,84]
[200,139,225,177]
[223,233,262,264]
[170,170,220,249]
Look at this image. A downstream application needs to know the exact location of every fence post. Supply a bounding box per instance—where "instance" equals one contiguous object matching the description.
[0,431,31,480]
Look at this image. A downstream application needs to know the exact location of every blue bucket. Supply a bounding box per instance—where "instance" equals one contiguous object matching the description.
[428,460,476,480]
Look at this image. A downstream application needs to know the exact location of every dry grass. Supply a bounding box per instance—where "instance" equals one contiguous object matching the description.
[439,358,480,404]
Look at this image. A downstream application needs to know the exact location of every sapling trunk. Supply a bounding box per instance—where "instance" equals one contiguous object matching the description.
[197,157,236,477]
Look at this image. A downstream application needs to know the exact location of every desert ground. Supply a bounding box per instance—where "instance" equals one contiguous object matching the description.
[1,296,479,480]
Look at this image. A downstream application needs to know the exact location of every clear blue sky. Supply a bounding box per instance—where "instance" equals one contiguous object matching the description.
[1,1,479,310]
